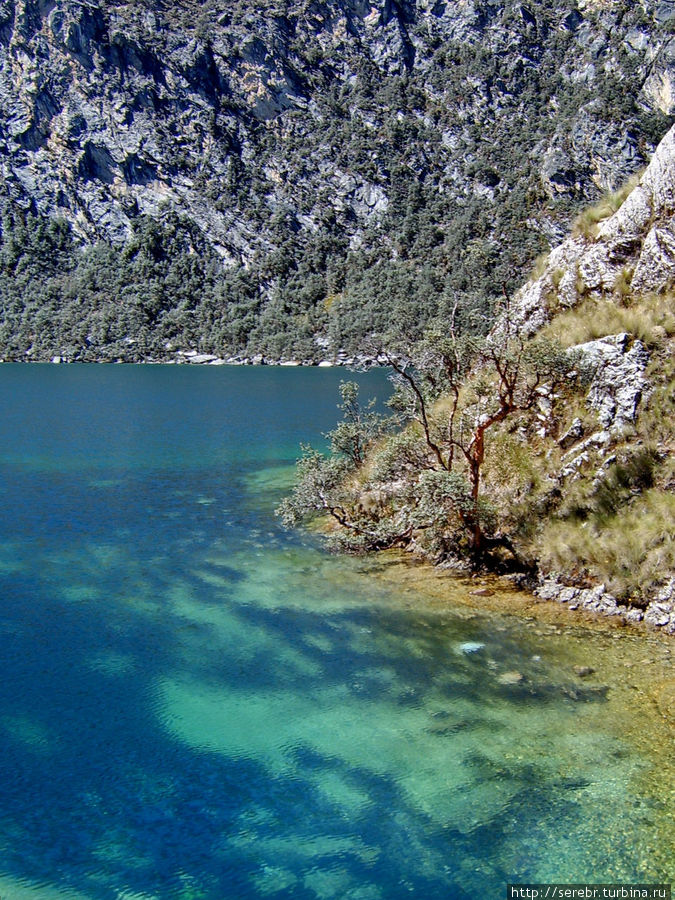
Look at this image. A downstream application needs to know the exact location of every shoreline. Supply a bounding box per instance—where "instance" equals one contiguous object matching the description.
[3,351,382,368]
[353,549,675,638]
[353,551,675,767]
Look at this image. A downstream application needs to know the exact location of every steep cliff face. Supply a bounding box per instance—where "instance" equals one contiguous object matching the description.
[1,0,672,250]
[492,123,675,630]
[0,0,675,357]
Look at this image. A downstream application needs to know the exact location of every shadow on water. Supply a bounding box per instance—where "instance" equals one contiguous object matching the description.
[0,591,588,900]
[0,471,636,900]
[0,361,670,899]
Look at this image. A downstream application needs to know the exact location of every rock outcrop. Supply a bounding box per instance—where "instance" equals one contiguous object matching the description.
[575,333,650,434]
[500,123,675,634]
[536,576,675,634]
[510,123,675,336]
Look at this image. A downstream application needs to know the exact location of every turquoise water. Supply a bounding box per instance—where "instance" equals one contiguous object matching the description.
[0,364,671,900]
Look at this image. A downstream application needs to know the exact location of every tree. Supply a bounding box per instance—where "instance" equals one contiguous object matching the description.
[279,314,589,569]
[381,313,585,560]
[328,380,389,465]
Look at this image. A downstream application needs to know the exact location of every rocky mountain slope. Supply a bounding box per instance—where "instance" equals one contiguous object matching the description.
[282,122,675,632]
[509,120,675,335]
[1,0,675,359]
[2,0,669,249]
[503,123,675,631]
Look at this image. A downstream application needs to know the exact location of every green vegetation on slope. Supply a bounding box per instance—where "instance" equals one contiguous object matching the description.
[0,0,673,359]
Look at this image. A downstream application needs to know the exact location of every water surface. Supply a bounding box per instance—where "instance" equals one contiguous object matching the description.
[0,364,671,900]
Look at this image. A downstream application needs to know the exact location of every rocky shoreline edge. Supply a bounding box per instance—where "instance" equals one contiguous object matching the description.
[363,550,675,646]
[524,574,675,636]
[39,350,385,368]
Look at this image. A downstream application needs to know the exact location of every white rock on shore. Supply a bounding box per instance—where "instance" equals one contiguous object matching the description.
[535,575,675,634]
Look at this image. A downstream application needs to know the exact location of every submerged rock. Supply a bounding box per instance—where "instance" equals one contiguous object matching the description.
[574,665,596,678]
[456,641,486,655]
[497,671,524,685]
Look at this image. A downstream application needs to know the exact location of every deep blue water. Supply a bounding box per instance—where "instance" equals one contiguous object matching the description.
[0,364,671,900]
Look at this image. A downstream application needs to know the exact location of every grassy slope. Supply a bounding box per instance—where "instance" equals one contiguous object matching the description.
[527,294,675,603]
[429,181,675,605]
[352,274,675,606]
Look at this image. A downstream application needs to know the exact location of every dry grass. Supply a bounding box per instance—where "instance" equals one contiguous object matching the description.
[613,265,634,300]
[572,172,642,240]
[481,428,549,530]
[528,251,550,283]
[536,490,675,602]
[637,371,675,446]
[531,304,674,602]
[323,293,342,313]
[540,293,675,348]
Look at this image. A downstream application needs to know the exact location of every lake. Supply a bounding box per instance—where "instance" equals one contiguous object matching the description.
[0,364,671,900]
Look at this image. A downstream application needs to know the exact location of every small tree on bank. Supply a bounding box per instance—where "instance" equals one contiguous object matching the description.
[382,319,585,559]
[278,320,589,568]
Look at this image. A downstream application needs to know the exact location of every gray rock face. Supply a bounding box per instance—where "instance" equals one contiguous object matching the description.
[508,122,675,337]
[644,578,675,631]
[573,333,650,433]
[536,579,621,615]
[559,417,584,449]
[644,601,675,629]
[536,575,675,633]
[0,0,673,264]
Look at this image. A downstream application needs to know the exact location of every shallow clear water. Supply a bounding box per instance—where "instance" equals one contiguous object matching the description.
[0,364,671,900]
